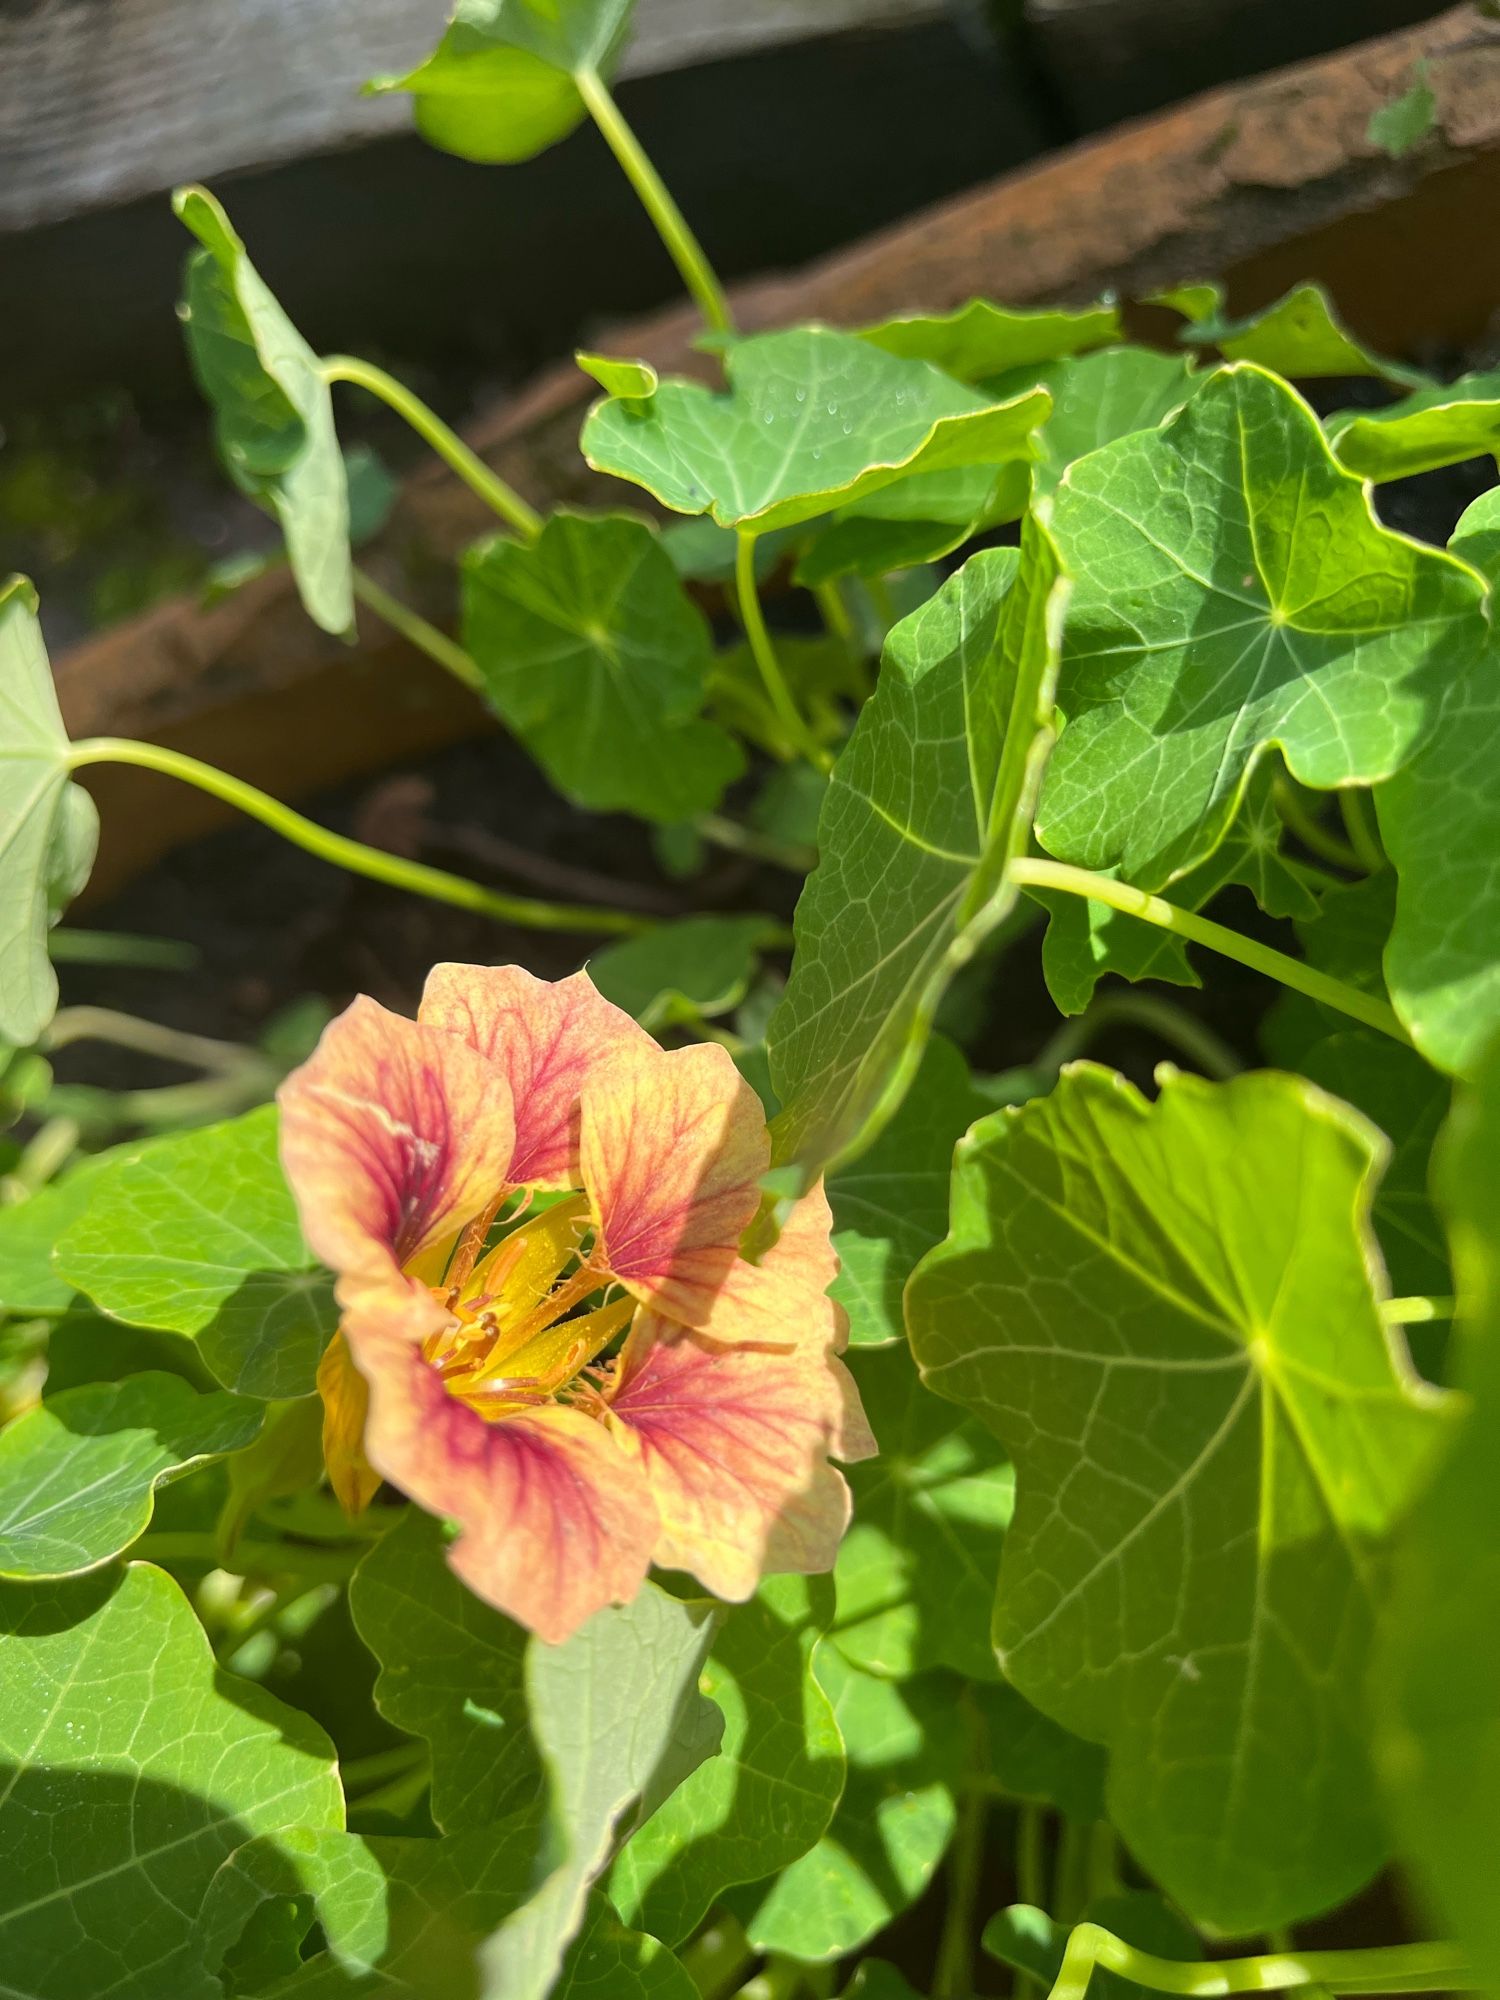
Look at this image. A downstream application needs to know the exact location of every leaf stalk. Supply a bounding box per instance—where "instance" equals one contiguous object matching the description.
[1044,1925,1474,2000]
[734,534,834,774]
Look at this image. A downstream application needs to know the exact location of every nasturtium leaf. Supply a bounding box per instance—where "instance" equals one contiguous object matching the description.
[1377,635,1500,1077]
[54,1105,336,1400]
[0,1561,341,2000]
[581,325,1049,535]
[986,346,1198,498]
[1180,283,1426,387]
[972,1678,1106,1822]
[609,1575,842,1949]
[1149,282,1224,323]
[463,511,743,824]
[588,915,769,1031]
[369,0,632,163]
[483,1582,721,2000]
[349,1506,543,1834]
[794,513,976,589]
[842,1965,923,2000]
[0,576,98,1049]
[907,1064,1448,1932]
[198,1819,545,1998]
[768,516,1067,1180]
[0,1151,117,1315]
[174,186,353,637]
[0,1372,260,1579]
[1451,485,1500,587]
[736,1655,960,1962]
[1034,760,1319,1015]
[1330,370,1500,482]
[833,1342,1012,1682]
[826,1033,978,1346]
[1036,363,1485,890]
[708,633,861,763]
[575,349,657,400]
[554,1894,697,2000]
[856,297,1122,382]
[1378,1038,1500,1991]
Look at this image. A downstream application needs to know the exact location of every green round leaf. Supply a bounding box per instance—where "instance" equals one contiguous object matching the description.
[1331,371,1500,483]
[857,297,1122,382]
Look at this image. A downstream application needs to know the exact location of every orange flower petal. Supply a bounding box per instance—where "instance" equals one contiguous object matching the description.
[420,964,653,1187]
[697,1181,850,1351]
[353,1323,658,1644]
[278,996,516,1299]
[609,1313,875,1603]
[581,1042,769,1328]
[316,1330,381,1516]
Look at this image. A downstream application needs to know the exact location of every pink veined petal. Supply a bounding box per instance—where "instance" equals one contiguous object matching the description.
[351,1321,658,1644]
[697,1181,846,1350]
[609,1313,875,1603]
[420,964,654,1188]
[278,995,516,1289]
[581,1041,770,1329]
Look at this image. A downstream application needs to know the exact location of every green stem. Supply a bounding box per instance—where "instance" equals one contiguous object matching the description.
[48,928,197,970]
[351,567,484,692]
[131,1533,364,1584]
[812,579,855,643]
[574,69,733,336]
[1017,1804,1047,1909]
[1341,788,1387,873]
[1035,990,1243,1082]
[68,739,651,940]
[341,1741,429,1795]
[45,1005,258,1076]
[735,534,832,773]
[1273,778,1362,873]
[1045,1926,1473,2000]
[321,356,541,539]
[1054,1818,1091,1926]
[934,1787,988,2000]
[9,1117,79,1194]
[695,813,817,876]
[1382,1295,1456,1324]
[1010,858,1410,1045]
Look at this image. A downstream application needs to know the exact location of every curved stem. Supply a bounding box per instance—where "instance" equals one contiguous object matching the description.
[68,739,652,940]
[1382,1295,1456,1324]
[1010,858,1410,1045]
[321,356,541,539]
[1340,787,1387,873]
[1035,990,1243,1082]
[1274,777,1361,873]
[696,812,817,876]
[574,69,733,336]
[131,1533,364,1584]
[351,567,484,693]
[45,1005,258,1076]
[1046,1926,1473,2000]
[933,1788,988,2000]
[735,534,832,773]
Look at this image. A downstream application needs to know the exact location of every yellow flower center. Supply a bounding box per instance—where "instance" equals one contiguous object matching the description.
[419,1192,635,1421]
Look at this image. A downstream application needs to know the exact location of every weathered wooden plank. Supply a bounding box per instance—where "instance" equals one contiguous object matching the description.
[0,0,943,233]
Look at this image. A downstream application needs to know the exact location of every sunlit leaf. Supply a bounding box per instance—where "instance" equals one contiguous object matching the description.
[1451,485,1500,587]
[464,511,743,824]
[369,0,633,163]
[54,1106,337,1400]
[833,1341,1011,1682]
[989,346,1198,497]
[768,516,1067,1180]
[857,298,1121,382]
[0,577,98,1048]
[0,1373,261,1579]
[581,326,1048,536]
[1037,363,1484,890]
[575,350,657,400]
[0,1561,341,2000]
[1180,283,1426,387]
[1330,371,1500,482]
[907,1064,1447,1931]
[609,1575,842,1948]
[0,1151,117,1316]
[1378,1037,1500,1991]
[736,1655,960,1962]
[174,186,353,637]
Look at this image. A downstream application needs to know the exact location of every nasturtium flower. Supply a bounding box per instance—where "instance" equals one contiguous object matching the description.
[278,964,874,1642]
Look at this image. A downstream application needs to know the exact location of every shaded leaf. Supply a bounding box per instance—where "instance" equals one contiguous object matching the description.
[370,0,632,163]
[1451,485,1500,587]
[554,1894,697,2000]
[1037,363,1484,890]
[609,1575,842,1948]
[768,517,1067,1180]
[1180,284,1426,387]
[0,1151,117,1316]
[588,916,769,1031]
[54,1105,337,1400]
[857,298,1121,382]
[0,1373,261,1579]
[907,1064,1447,1931]
[737,1655,960,1962]
[0,1561,341,2000]
[581,326,1047,535]
[175,186,352,636]
[0,576,98,1047]
[827,1033,978,1346]
[833,1341,1012,1682]
[1330,370,1500,482]
[463,511,743,824]
[988,346,1199,497]
[972,1679,1106,1822]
